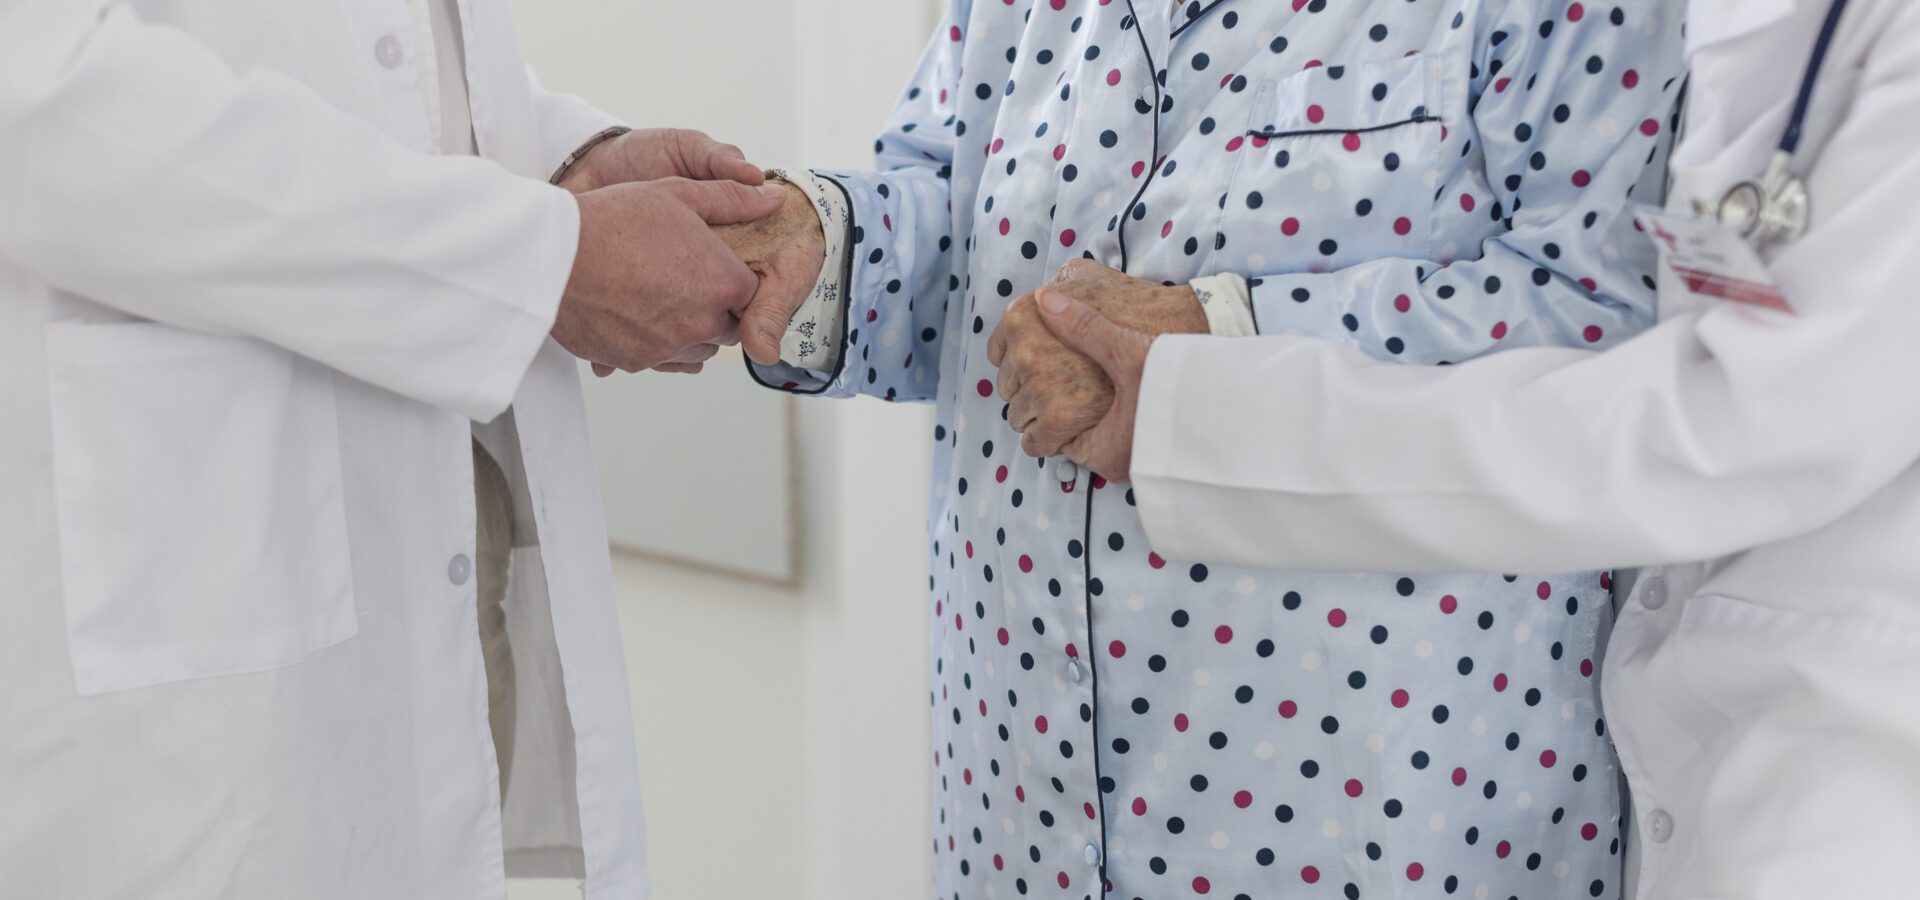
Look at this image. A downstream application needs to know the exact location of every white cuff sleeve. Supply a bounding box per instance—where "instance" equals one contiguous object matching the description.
[765,166,850,372]
[1191,273,1257,338]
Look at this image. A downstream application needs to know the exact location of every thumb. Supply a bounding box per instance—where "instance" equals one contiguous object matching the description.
[659,179,786,226]
[739,292,799,366]
[1035,289,1149,376]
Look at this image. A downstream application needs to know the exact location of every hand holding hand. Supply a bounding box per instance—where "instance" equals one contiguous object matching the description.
[1028,290,1155,482]
[554,178,786,374]
[557,128,765,194]
[987,259,1206,459]
[714,179,828,366]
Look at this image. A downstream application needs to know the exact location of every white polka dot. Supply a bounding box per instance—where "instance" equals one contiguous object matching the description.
[976,498,989,518]
[1210,831,1230,850]
[1414,639,1434,659]
[1320,819,1341,838]
[1301,651,1323,672]
[1003,817,1017,834]
[1425,170,1443,189]
[1516,791,1533,810]
[1255,741,1275,761]
[1428,812,1447,831]
[1312,171,1333,191]
[1125,593,1145,612]
[1470,717,1487,736]
[1235,575,1257,596]
[1245,255,1266,271]
[1562,702,1579,721]
[1035,512,1050,532]
[1475,884,1490,900]
[1153,753,1169,773]
[1595,115,1619,137]
[1093,190,1113,209]
[1192,668,1211,686]
[1554,861,1571,878]
[1365,733,1385,753]
[1514,623,1533,642]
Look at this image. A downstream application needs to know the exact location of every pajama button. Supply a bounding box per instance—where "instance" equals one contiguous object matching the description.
[448,553,472,586]
[1640,577,1669,611]
[1646,809,1674,843]
[1058,460,1080,483]
[1067,659,1085,684]
[1084,844,1102,867]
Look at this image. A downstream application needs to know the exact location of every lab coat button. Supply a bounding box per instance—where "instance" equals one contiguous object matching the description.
[448,553,472,586]
[1067,659,1085,684]
[1647,809,1675,843]
[1641,578,1669,611]
[375,35,406,69]
[1084,843,1102,867]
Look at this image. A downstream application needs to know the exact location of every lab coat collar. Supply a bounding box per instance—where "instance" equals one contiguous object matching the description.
[1687,0,1798,56]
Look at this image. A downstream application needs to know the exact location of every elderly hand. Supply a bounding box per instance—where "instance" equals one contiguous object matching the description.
[715,179,827,366]
[1027,289,1155,482]
[557,128,765,194]
[986,259,1206,460]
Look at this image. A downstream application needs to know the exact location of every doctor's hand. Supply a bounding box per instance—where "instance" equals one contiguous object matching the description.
[554,178,786,374]
[1026,290,1154,483]
[988,259,1205,460]
[556,128,765,194]
[715,179,827,366]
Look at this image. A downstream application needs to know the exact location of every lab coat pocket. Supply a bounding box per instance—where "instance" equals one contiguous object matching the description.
[45,322,358,696]
[1219,56,1443,274]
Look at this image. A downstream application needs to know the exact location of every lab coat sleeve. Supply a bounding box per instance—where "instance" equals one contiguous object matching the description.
[526,66,625,179]
[1130,11,1920,576]
[1240,1,1683,365]
[745,0,968,402]
[0,3,575,422]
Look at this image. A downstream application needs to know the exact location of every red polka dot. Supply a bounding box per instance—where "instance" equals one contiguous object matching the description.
[1327,609,1347,628]
[1034,716,1048,734]
[977,379,993,397]
[996,465,1009,483]
[1018,554,1033,573]
[1584,325,1605,343]
[1306,104,1325,124]
[1572,169,1592,188]
[1057,872,1070,889]
[1452,767,1468,786]
[1497,840,1513,859]
[949,25,963,41]
[1537,581,1553,600]
[1494,673,1509,692]
[1053,143,1067,161]
[1540,749,1558,768]
[1060,228,1077,247]
[994,854,1004,871]
[1394,217,1413,236]
[1108,640,1126,659]
[1460,193,1477,213]
[1567,2,1585,21]
[1344,779,1364,798]
[1281,217,1302,237]
[1391,689,1410,708]
[1106,68,1122,86]
[1234,790,1253,809]
[1132,797,1148,816]
[1161,220,1174,238]
[1394,294,1412,313]
[1641,118,1662,136]
[1408,862,1425,881]
[1214,625,1234,644]
[1622,69,1640,89]
[1490,321,1509,340]
[998,218,1010,236]
[1084,802,1097,820]
[1342,133,1362,152]
[1131,160,1146,178]
[1440,595,1458,614]
[1193,876,1211,894]
[1300,866,1320,884]
[1582,823,1600,841]
[1494,77,1512,93]
[1148,553,1166,569]
[1174,713,1190,732]
[997,628,1010,646]
[1278,700,1298,718]
[1581,658,1595,677]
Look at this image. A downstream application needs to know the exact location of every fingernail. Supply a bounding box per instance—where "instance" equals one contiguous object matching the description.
[1040,290,1070,314]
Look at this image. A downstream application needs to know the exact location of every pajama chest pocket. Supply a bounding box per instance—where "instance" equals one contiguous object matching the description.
[45,321,358,696]
[1218,55,1444,273]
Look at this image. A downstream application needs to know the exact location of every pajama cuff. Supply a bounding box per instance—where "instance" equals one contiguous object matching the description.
[766,166,851,373]
[1192,273,1258,338]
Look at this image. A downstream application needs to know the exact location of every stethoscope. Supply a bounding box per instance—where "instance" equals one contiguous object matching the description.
[1709,0,1851,249]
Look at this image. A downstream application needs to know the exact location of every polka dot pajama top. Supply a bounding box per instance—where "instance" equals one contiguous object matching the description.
[750,2,1685,898]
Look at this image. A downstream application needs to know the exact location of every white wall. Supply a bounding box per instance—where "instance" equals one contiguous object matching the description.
[507,2,943,898]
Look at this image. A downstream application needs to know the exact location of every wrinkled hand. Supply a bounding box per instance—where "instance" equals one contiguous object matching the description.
[554,178,787,374]
[557,128,765,194]
[1029,290,1154,482]
[715,180,827,366]
[987,259,1206,459]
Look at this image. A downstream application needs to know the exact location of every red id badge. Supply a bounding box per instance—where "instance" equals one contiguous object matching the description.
[1633,205,1793,314]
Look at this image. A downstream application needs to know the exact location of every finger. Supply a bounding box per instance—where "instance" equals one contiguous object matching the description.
[996,360,1024,402]
[1008,391,1038,434]
[1035,289,1151,376]
[986,319,1008,367]
[659,179,787,226]
[1021,428,1068,459]
[653,362,706,375]
[739,291,802,366]
[592,363,616,378]
[671,343,721,365]
[709,144,767,186]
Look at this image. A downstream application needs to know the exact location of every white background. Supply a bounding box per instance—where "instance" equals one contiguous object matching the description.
[507,1,945,897]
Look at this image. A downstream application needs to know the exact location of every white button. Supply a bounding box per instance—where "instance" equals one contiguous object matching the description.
[448,553,472,586]
[1058,460,1080,483]
[1067,659,1085,684]
[375,35,405,69]
[1084,843,1102,867]
[1640,577,1669,611]
[1646,809,1674,843]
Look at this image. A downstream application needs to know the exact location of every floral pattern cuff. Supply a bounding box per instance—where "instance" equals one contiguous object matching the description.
[764,167,852,374]
[1190,273,1257,338]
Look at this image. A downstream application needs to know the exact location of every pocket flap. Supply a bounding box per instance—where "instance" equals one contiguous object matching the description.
[1258,55,1439,137]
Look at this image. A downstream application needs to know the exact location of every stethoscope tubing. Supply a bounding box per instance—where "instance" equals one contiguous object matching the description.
[1781,0,1853,156]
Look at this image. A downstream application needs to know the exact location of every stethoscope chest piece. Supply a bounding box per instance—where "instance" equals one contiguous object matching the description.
[1713,151,1810,249]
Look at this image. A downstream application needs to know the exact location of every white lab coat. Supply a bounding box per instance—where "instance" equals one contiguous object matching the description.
[1129,0,1920,897]
[0,2,647,897]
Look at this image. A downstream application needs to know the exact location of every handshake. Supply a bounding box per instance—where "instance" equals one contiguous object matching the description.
[546,128,827,377]
[543,129,1216,481]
